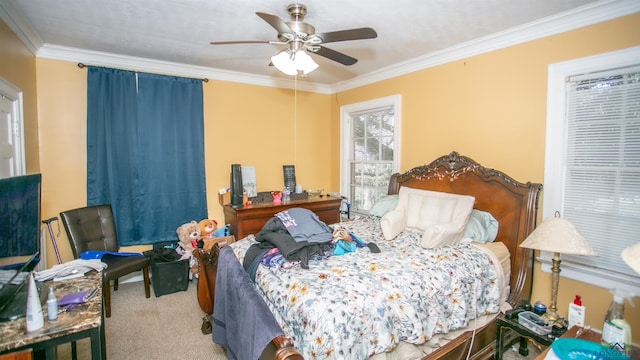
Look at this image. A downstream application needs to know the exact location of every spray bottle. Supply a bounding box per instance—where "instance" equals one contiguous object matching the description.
[601,288,634,350]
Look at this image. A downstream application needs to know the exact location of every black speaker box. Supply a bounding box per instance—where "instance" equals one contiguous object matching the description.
[230,164,244,208]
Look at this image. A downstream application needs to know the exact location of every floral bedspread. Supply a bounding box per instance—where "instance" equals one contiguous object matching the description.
[229,216,503,360]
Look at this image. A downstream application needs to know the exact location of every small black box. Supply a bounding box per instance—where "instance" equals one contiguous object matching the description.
[150,258,189,297]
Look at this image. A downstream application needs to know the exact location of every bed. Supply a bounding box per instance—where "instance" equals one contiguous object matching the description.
[205,151,542,360]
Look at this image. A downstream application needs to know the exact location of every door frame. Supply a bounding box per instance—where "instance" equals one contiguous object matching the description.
[0,76,25,178]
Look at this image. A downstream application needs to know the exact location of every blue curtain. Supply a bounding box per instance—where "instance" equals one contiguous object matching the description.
[86,67,207,246]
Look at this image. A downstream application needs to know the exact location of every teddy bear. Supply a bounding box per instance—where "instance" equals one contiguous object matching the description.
[176,220,201,254]
[199,219,218,239]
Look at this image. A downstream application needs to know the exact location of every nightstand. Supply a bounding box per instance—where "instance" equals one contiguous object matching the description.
[495,312,566,359]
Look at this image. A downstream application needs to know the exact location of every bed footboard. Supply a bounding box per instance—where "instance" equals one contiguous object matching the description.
[193,245,303,360]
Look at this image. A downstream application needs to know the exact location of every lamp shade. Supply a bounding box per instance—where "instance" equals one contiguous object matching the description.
[271,51,298,75]
[520,213,597,256]
[293,50,319,74]
[271,49,319,76]
[621,242,640,275]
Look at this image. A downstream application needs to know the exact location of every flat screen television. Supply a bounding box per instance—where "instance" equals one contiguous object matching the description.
[0,173,44,321]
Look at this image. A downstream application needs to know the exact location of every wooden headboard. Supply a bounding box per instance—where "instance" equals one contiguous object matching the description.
[387,151,542,305]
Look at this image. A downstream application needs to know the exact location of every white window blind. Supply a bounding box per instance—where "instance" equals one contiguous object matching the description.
[558,66,640,288]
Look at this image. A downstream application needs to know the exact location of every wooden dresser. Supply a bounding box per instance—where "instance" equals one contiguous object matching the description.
[223,196,342,240]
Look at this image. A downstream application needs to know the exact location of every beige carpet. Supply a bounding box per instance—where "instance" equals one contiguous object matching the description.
[54,278,227,360]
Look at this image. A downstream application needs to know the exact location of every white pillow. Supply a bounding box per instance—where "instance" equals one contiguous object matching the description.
[382,187,475,248]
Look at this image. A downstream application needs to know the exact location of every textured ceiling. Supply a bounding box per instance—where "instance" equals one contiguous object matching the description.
[1,0,636,89]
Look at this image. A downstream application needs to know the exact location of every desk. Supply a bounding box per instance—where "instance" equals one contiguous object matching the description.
[495,312,566,359]
[0,271,105,360]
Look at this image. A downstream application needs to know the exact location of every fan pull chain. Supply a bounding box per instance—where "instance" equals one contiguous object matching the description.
[294,74,298,167]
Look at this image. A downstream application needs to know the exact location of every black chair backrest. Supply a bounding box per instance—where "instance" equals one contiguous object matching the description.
[60,204,119,258]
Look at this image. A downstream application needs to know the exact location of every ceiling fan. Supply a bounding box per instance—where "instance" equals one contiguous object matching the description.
[209,3,377,75]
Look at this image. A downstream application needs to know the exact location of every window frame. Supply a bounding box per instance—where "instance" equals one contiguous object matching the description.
[339,95,401,214]
[543,46,640,293]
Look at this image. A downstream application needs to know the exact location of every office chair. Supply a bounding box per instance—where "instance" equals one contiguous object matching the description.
[60,204,150,318]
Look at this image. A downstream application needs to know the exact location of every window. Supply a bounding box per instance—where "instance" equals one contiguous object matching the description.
[340,95,401,214]
[544,47,640,293]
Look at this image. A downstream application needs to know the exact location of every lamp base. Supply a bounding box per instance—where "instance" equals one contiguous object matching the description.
[542,311,567,329]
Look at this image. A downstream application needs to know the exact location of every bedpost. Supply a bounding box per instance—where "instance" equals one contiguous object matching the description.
[199,242,303,359]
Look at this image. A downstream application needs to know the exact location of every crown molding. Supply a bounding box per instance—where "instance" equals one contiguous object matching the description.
[36,44,332,94]
[332,0,640,93]
[0,0,43,55]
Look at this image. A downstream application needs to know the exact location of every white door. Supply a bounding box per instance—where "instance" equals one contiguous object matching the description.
[0,77,25,178]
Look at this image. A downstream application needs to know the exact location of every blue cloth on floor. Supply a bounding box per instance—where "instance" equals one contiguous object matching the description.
[212,246,284,360]
[79,250,143,259]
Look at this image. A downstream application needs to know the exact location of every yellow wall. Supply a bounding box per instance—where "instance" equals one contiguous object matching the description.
[2,12,639,343]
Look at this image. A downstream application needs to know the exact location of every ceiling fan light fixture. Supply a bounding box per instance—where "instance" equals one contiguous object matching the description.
[271,51,298,75]
[294,50,319,75]
[271,49,318,76]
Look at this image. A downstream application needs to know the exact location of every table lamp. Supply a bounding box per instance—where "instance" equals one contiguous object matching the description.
[622,242,640,275]
[519,211,597,327]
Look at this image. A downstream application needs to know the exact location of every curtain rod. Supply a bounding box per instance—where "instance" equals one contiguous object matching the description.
[77,63,209,82]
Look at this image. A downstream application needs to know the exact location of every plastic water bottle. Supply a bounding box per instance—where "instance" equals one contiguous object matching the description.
[47,286,58,321]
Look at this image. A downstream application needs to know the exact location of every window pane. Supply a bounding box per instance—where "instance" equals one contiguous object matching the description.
[351,162,363,185]
[365,113,381,138]
[354,138,365,161]
[377,163,394,187]
[365,138,379,160]
[381,136,394,161]
[362,164,377,187]
[353,117,365,137]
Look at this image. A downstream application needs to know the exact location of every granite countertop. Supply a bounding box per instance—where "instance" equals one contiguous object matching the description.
[0,270,102,353]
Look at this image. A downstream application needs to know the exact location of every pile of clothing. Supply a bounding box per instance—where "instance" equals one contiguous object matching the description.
[243,208,334,278]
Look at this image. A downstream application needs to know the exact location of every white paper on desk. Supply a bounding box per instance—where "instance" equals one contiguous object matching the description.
[241,165,257,197]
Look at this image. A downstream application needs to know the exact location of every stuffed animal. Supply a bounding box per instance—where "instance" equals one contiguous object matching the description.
[199,219,218,239]
[176,220,201,253]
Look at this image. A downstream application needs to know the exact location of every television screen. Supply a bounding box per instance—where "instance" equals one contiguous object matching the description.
[0,173,42,318]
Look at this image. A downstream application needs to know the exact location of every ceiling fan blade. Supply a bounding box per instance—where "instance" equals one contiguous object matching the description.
[256,12,294,35]
[313,46,358,66]
[210,40,272,45]
[315,27,377,44]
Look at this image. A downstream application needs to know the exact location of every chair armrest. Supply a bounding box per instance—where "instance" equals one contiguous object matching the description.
[380,209,405,240]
